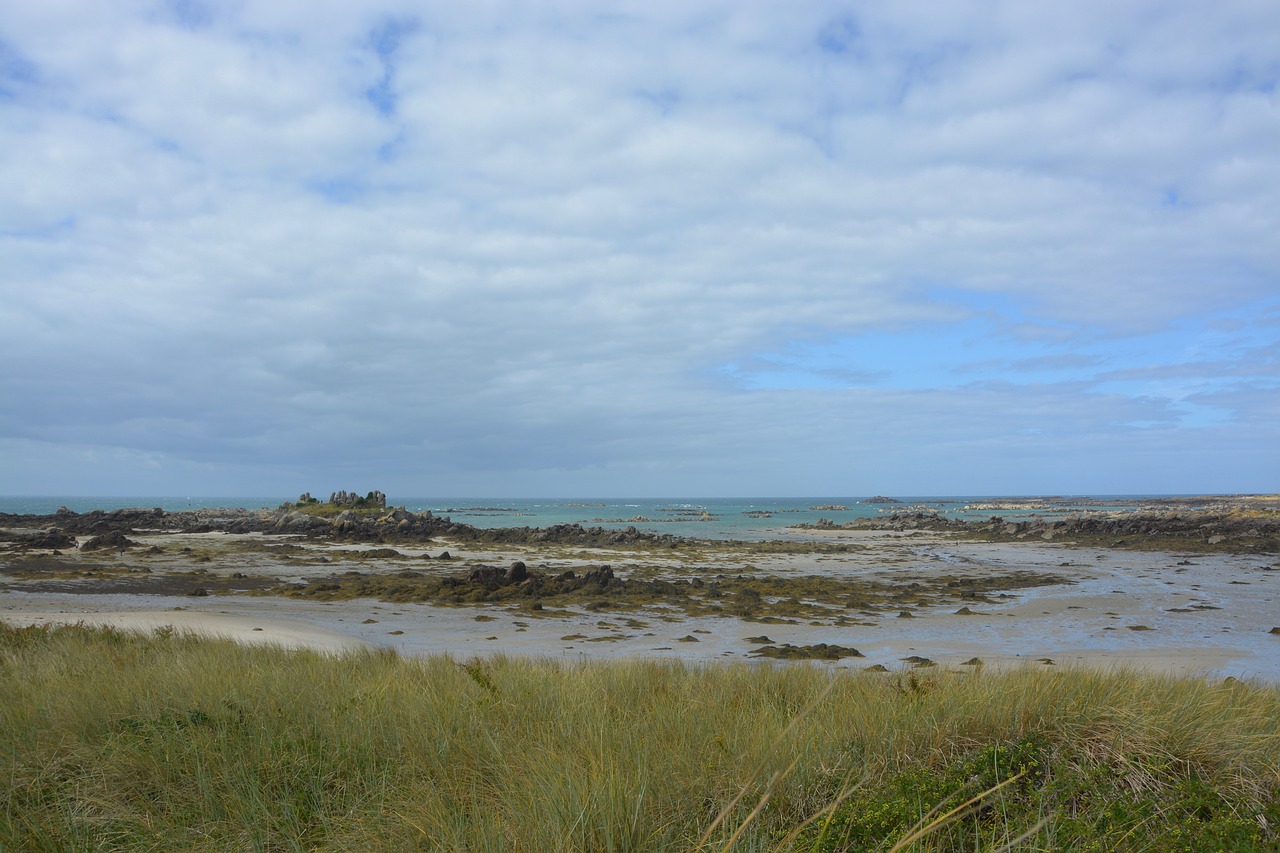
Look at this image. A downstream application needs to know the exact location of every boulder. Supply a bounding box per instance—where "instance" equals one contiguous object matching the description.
[582,565,614,586]
[274,512,330,533]
[17,529,76,550]
[468,566,508,586]
[81,530,139,551]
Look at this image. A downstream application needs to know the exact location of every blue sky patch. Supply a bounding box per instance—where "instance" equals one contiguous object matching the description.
[364,17,418,116]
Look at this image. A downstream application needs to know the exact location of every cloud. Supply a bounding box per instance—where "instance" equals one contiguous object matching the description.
[2,1,1277,496]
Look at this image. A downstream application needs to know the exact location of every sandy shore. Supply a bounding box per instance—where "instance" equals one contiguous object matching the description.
[0,605,370,653]
[3,527,1277,680]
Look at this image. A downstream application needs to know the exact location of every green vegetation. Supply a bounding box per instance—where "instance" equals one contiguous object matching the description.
[3,624,1278,851]
[277,489,391,519]
[281,502,386,520]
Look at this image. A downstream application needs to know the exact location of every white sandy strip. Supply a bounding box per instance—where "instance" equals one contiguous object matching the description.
[0,610,371,654]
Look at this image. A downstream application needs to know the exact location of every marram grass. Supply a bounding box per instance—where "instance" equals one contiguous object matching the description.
[1,624,1278,851]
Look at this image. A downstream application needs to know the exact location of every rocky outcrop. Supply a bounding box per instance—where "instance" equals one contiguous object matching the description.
[467,561,530,587]
[282,561,649,607]
[273,512,333,534]
[1,502,700,553]
[0,507,278,538]
[0,527,77,550]
[793,510,1280,552]
[81,530,140,551]
[749,642,863,660]
[328,490,386,508]
[467,523,682,548]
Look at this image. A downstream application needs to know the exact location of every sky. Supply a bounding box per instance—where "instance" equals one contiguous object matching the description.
[2,1,1278,498]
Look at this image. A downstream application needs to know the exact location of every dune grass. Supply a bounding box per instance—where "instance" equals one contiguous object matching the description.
[2,623,1278,851]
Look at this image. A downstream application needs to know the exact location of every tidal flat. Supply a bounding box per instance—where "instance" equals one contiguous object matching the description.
[2,502,1277,678]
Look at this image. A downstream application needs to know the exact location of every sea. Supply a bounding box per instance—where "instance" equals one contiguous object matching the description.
[0,495,1178,541]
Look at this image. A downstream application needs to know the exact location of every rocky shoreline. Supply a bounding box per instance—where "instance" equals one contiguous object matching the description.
[3,495,1279,677]
[0,504,689,552]
[4,494,1279,556]
[793,500,1280,554]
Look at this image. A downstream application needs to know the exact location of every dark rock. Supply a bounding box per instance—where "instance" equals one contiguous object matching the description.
[1,504,693,549]
[582,565,614,586]
[789,505,1280,551]
[81,531,139,551]
[505,561,528,583]
[9,528,76,550]
[468,566,508,586]
[753,643,863,660]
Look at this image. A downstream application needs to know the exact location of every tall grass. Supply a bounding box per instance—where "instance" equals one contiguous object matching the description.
[1,623,1277,851]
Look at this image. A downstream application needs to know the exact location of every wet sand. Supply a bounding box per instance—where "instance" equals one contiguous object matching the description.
[2,528,1277,680]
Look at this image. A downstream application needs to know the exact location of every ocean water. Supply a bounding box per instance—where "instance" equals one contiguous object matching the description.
[0,495,1167,541]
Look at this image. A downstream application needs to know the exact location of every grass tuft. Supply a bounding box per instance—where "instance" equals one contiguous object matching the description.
[1,624,1277,850]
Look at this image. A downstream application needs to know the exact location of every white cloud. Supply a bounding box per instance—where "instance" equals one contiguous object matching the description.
[2,1,1277,496]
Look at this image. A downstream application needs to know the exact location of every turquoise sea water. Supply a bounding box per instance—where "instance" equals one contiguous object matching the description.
[0,495,1175,541]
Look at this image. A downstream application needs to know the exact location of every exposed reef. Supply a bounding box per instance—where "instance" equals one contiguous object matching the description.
[0,504,687,550]
[794,498,1280,553]
[262,560,1069,622]
[6,495,1278,556]
[748,642,863,661]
